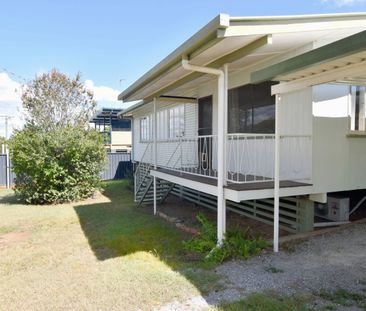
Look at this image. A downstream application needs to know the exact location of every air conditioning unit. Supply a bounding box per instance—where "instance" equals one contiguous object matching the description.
[314,196,349,222]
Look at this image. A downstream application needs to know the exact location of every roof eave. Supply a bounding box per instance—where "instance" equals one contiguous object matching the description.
[117,100,146,118]
[118,13,230,102]
[118,11,366,102]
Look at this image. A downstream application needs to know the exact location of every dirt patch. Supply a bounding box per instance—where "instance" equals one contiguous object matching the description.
[157,211,200,235]
[58,191,111,207]
[150,195,289,239]
[280,217,366,248]
[0,231,30,248]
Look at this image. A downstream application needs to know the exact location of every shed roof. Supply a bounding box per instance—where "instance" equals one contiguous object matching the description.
[90,108,123,125]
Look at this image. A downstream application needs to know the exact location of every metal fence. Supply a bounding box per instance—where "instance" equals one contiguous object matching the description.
[0,154,15,187]
[0,152,132,187]
[101,153,132,180]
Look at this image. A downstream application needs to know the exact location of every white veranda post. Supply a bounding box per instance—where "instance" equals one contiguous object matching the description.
[217,65,228,245]
[181,58,227,245]
[273,94,281,252]
[153,97,157,215]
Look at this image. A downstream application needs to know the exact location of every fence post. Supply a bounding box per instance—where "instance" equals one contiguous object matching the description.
[6,145,10,189]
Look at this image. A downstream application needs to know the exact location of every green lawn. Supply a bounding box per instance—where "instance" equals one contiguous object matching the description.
[0,180,222,311]
[1,180,353,311]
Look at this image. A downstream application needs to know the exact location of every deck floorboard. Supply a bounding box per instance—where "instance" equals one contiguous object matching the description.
[154,168,311,191]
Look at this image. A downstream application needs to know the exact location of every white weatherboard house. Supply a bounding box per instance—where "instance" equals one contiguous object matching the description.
[119,13,366,251]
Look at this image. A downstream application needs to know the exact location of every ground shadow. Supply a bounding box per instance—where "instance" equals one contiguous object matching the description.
[112,161,132,179]
[73,180,193,263]
[72,180,227,302]
[0,190,23,205]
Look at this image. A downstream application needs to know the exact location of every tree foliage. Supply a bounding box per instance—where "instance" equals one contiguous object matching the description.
[21,69,96,130]
[10,69,106,204]
[10,126,106,204]
[0,136,6,146]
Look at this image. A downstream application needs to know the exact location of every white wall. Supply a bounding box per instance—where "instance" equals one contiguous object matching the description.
[111,131,132,147]
[132,101,198,167]
[312,84,366,193]
[279,88,313,181]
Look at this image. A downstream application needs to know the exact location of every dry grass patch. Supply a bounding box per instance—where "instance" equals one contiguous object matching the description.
[0,181,221,311]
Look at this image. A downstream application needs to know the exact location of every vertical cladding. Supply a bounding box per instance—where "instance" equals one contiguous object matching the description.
[280,88,312,136]
[279,88,313,181]
[132,101,198,166]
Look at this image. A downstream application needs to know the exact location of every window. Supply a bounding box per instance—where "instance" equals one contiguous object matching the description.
[157,109,168,140]
[168,105,185,138]
[140,116,151,141]
[350,85,366,132]
[228,81,277,133]
[140,105,185,141]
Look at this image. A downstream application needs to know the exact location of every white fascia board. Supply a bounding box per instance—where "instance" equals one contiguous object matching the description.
[229,12,366,22]
[150,170,218,196]
[150,169,315,202]
[218,18,366,38]
[232,185,314,202]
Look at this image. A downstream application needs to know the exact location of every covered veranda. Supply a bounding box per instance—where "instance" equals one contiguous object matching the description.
[119,14,366,252]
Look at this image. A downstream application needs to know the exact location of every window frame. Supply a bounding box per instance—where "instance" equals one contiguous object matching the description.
[168,105,185,139]
[139,115,151,142]
[139,104,185,142]
[227,81,277,134]
[349,85,366,133]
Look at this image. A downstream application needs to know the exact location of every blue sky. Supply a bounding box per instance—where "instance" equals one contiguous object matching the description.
[1,0,366,136]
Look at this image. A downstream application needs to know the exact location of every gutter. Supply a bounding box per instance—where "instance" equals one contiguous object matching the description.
[229,12,366,23]
[117,100,145,118]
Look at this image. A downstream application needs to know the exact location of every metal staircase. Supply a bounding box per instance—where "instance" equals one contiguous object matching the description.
[134,161,174,206]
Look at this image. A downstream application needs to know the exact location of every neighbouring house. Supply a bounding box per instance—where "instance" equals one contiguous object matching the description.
[118,13,366,251]
[90,108,132,153]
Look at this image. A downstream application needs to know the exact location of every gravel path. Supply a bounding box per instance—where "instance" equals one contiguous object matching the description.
[156,223,366,310]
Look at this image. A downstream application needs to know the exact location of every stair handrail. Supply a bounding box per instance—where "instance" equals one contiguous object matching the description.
[135,142,153,196]
[163,137,183,169]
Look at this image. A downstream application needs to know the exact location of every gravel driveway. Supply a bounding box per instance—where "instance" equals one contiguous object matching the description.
[157,223,366,310]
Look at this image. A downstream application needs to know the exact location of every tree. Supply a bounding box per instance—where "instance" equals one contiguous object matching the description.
[10,125,106,204]
[10,69,106,204]
[21,69,96,130]
[0,136,6,146]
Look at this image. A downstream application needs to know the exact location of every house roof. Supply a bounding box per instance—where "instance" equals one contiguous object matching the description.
[118,12,366,115]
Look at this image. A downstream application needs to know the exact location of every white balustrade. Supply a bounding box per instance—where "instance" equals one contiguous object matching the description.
[138,134,312,184]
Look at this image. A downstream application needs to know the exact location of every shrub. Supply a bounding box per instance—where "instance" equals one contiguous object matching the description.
[183,213,268,264]
[10,125,107,204]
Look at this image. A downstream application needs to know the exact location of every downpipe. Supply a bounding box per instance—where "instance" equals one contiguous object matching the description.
[181,57,226,246]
